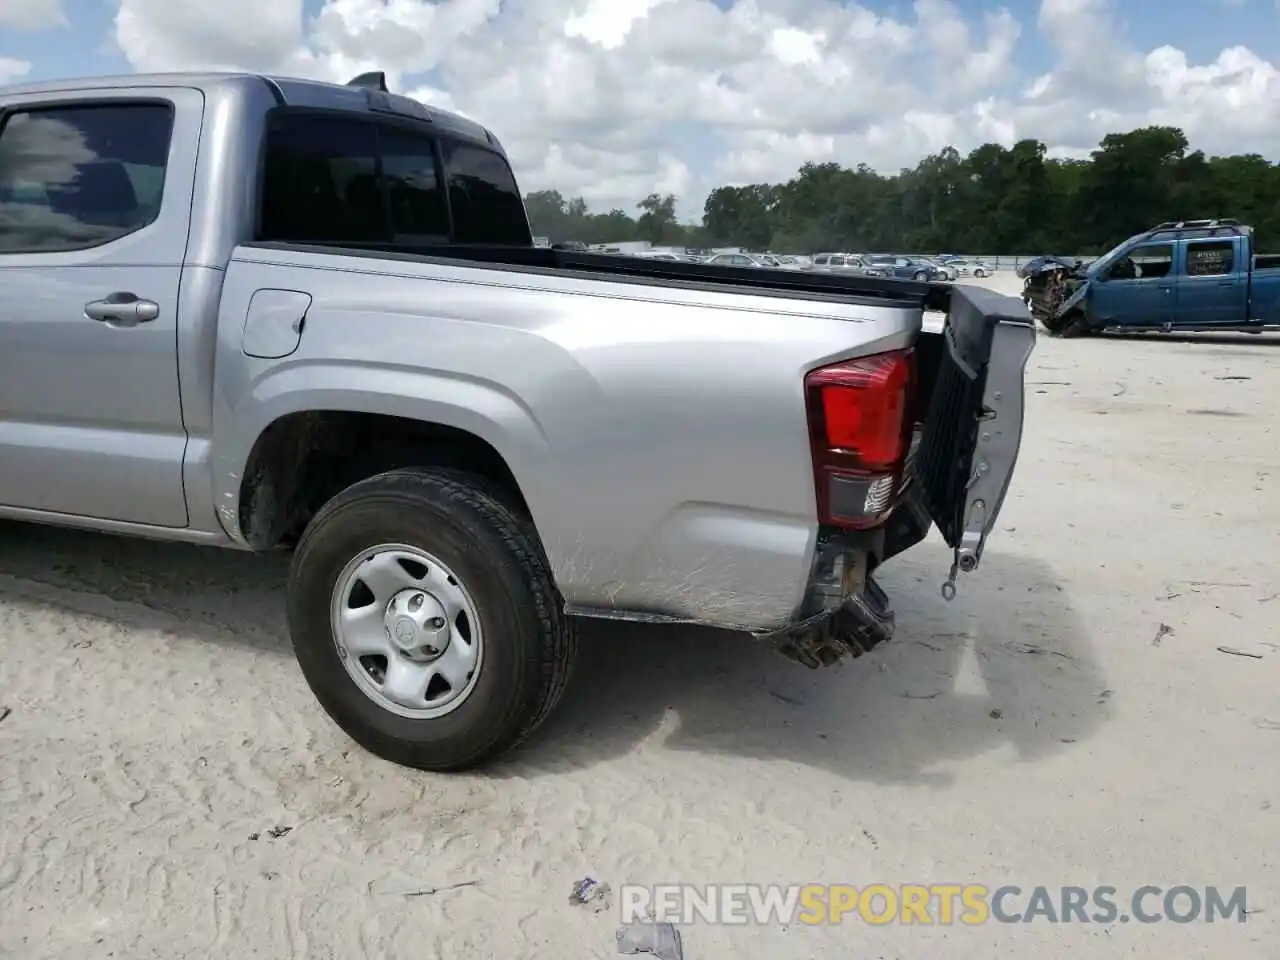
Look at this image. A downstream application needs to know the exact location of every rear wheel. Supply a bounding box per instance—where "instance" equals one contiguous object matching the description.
[287,467,577,771]
[913,271,929,281]
[974,268,987,278]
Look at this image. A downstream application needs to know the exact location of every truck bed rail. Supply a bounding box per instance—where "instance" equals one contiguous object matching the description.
[244,240,955,312]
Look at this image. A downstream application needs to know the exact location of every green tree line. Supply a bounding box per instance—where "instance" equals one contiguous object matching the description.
[523,126,1280,255]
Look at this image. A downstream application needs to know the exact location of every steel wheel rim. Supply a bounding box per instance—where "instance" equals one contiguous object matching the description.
[329,543,484,719]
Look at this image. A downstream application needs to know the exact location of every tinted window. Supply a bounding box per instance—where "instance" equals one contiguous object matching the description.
[1186,241,1234,277]
[442,140,530,245]
[0,103,173,254]
[259,115,386,243]
[379,128,449,238]
[1115,243,1173,280]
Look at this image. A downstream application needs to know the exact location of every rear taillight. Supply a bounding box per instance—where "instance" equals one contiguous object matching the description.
[805,349,917,530]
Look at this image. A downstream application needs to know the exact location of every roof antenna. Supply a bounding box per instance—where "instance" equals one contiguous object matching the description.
[346,71,389,92]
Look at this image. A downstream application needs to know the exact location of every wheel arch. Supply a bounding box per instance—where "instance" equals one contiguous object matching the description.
[214,371,550,550]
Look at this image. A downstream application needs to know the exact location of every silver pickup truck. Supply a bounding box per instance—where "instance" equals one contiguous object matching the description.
[0,70,1035,771]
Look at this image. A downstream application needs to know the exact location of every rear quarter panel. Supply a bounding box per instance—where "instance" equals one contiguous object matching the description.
[212,246,921,628]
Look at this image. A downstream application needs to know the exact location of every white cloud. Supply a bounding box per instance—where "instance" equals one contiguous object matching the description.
[0,0,65,30]
[101,0,1280,218]
[0,58,33,85]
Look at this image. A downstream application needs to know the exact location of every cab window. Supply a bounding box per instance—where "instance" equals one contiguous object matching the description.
[1107,243,1173,280]
[1185,241,1234,277]
[441,139,530,245]
[0,102,173,253]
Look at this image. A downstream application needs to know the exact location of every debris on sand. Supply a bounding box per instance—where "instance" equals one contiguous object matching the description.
[617,922,684,960]
[1152,623,1173,647]
[1217,646,1264,660]
[404,880,479,898]
[570,877,613,913]
[0,706,10,724]
[1007,640,1071,658]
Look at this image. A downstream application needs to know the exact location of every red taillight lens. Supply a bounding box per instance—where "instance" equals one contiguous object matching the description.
[808,351,914,470]
[805,349,917,529]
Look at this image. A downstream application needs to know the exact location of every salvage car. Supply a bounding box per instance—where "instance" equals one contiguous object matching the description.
[0,69,1035,771]
[1024,220,1280,337]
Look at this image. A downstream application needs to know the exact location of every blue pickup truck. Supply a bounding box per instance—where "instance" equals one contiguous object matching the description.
[1024,219,1280,337]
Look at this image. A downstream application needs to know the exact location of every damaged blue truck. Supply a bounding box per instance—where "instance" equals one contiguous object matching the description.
[1022,219,1280,337]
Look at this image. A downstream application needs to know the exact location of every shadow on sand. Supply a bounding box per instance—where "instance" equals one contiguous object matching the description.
[509,544,1109,785]
[0,522,1109,785]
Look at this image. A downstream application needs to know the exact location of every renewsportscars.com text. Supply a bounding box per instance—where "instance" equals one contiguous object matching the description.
[620,883,1249,926]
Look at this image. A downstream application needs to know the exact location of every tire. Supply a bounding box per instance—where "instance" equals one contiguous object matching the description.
[913,271,929,281]
[1058,310,1092,339]
[287,467,577,771]
[974,268,987,278]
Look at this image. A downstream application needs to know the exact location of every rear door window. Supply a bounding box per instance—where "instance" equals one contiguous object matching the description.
[0,102,173,253]
[1185,241,1234,277]
[441,139,530,245]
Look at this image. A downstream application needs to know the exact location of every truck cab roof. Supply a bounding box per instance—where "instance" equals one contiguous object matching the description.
[0,69,505,157]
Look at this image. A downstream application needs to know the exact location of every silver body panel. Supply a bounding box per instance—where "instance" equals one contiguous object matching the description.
[0,72,932,630]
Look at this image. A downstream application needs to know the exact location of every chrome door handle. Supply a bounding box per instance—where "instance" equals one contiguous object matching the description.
[85,293,160,326]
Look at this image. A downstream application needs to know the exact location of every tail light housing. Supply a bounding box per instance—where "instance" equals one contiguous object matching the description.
[805,348,917,530]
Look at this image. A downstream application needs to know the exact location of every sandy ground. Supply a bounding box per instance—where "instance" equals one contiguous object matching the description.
[2,273,1277,960]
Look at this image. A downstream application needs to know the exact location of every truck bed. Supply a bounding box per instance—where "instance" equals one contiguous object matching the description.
[246,241,955,314]
[240,239,1032,575]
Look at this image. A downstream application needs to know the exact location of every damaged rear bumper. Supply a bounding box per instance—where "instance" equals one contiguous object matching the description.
[755,482,927,669]
[760,284,1036,668]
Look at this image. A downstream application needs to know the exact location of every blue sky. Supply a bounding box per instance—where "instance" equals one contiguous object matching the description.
[6,0,1278,86]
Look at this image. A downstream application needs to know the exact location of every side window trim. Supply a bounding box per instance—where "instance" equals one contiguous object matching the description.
[376,122,451,243]
[369,122,393,241]
[432,134,457,242]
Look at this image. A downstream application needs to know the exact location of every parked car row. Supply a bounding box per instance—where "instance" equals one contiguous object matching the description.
[584,246,997,282]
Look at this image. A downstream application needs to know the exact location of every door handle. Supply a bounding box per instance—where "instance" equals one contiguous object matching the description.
[1217,280,1235,286]
[84,293,160,326]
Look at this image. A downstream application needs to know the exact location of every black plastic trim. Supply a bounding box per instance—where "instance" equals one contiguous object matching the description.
[240,239,957,312]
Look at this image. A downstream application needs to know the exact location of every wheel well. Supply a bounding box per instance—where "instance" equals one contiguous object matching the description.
[237,411,530,550]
